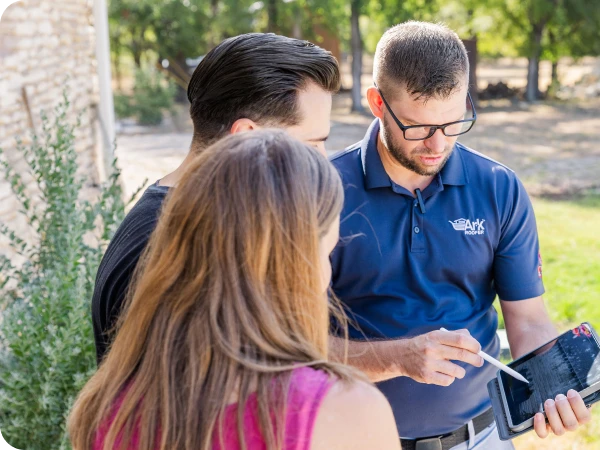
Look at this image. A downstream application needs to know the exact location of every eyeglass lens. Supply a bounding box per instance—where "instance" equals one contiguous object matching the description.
[404,98,475,140]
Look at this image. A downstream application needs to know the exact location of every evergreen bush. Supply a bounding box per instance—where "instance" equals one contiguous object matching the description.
[0,93,137,449]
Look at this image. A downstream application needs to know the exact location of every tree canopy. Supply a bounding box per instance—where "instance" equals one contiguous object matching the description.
[108,0,600,103]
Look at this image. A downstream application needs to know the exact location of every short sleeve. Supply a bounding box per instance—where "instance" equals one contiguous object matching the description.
[493,175,545,301]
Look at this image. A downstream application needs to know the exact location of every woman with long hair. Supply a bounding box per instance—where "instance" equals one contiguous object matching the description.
[68,130,400,450]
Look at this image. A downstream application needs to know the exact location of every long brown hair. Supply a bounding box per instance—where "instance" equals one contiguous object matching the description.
[68,130,358,450]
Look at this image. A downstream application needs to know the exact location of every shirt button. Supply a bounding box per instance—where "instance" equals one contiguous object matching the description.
[414,226,420,234]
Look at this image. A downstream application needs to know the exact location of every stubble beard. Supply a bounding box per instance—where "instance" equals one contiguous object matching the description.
[381,118,453,177]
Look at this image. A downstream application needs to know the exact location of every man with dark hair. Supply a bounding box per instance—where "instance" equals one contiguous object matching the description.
[330,21,590,449]
[92,33,339,363]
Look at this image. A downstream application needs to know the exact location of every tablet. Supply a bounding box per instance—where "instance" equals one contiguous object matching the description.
[497,322,600,432]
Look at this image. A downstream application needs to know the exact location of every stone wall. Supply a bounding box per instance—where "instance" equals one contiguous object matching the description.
[0,0,100,251]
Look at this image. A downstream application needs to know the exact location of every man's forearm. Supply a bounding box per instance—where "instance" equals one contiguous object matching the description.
[501,297,559,360]
[329,335,405,382]
[505,315,558,359]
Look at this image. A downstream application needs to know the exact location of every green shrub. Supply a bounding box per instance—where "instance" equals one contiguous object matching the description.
[0,94,137,449]
[113,93,134,120]
[115,68,176,125]
[133,68,176,125]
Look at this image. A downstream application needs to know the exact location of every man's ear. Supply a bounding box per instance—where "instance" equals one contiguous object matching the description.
[230,118,260,134]
[366,86,385,120]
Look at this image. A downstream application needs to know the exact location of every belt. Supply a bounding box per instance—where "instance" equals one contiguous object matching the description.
[400,408,495,450]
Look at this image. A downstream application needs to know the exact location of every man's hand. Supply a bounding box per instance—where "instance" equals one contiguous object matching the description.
[399,329,484,386]
[534,390,592,438]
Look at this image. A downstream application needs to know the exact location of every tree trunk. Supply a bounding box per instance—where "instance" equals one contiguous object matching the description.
[525,23,544,102]
[111,37,123,91]
[131,27,146,69]
[292,5,302,40]
[208,0,219,47]
[462,38,479,108]
[546,29,559,98]
[350,0,364,113]
[133,50,142,69]
[550,61,559,87]
[165,53,191,103]
[267,0,278,33]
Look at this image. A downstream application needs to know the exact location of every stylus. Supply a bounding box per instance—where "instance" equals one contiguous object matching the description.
[440,328,530,384]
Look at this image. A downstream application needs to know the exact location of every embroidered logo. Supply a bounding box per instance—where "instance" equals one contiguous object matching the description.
[448,218,486,236]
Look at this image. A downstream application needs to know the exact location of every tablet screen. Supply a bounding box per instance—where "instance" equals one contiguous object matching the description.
[500,323,600,428]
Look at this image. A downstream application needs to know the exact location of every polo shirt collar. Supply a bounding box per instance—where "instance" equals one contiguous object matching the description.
[360,119,469,189]
[361,120,391,189]
[439,143,469,186]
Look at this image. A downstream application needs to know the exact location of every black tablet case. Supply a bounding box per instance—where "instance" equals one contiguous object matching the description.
[487,376,600,440]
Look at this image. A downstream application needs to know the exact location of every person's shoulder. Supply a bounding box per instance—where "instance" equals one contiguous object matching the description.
[311,378,400,450]
[93,184,169,300]
[114,184,169,236]
[456,142,514,174]
[329,142,364,185]
[329,142,362,167]
[130,183,170,213]
[322,378,390,412]
[456,142,522,189]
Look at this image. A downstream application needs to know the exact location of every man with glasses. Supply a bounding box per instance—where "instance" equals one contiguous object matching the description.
[329,21,590,449]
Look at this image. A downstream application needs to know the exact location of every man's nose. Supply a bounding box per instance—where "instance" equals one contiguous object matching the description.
[423,128,446,153]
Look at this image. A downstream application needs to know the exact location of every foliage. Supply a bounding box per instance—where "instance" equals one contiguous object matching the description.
[113,92,135,120]
[106,0,600,105]
[206,0,256,43]
[132,67,176,125]
[109,0,210,65]
[116,67,176,125]
[362,0,440,52]
[0,94,135,449]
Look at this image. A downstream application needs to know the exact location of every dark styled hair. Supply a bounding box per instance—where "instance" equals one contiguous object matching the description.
[187,33,340,148]
[374,21,469,101]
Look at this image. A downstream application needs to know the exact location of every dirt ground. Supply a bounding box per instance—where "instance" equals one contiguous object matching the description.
[117,57,600,200]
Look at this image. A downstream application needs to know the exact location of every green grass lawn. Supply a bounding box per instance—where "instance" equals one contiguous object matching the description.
[535,195,600,331]
[507,195,600,449]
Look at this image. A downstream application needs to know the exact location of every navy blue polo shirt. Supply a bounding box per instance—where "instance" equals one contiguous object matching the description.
[330,120,544,438]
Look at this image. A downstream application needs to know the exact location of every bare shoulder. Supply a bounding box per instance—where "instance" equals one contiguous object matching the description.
[311,379,401,450]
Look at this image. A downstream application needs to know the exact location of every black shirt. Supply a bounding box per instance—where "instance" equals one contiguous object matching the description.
[92,182,169,364]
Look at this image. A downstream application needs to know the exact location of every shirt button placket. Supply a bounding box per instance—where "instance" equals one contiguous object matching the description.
[411,201,426,253]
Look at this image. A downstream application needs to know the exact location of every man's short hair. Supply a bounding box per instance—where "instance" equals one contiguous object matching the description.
[374,21,469,101]
[187,33,340,148]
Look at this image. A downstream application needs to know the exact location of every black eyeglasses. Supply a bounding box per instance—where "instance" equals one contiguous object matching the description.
[375,84,477,141]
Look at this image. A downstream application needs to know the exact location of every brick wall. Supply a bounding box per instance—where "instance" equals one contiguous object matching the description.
[0,0,101,252]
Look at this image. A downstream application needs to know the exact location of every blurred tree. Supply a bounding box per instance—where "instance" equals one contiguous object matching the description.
[436,0,491,104]
[107,0,600,108]
[364,0,440,51]
[207,0,255,43]
[267,0,278,32]
[108,0,207,74]
[495,0,600,101]
[544,0,600,96]
[350,0,365,112]
[109,0,155,68]
[151,0,210,99]
[108,0,213,100]
[524,0,559,101]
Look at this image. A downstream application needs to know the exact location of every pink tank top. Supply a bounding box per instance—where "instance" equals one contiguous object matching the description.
[93,366,334,450]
